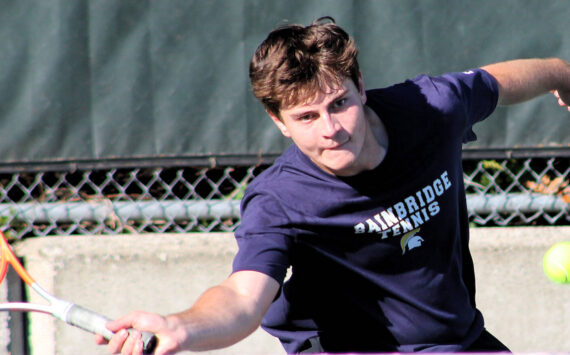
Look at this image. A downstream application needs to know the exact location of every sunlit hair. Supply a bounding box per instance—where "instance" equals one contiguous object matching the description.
[249,16,360,118]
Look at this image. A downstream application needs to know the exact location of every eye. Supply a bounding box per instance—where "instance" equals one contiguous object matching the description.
[333,98,347,109]
[297,113,318,121]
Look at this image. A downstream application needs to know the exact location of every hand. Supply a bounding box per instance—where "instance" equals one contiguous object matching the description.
[94,311,181,355]
[552,89,570,112]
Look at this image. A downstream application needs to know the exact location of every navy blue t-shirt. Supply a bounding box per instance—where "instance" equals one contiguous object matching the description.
[233,69,499,353]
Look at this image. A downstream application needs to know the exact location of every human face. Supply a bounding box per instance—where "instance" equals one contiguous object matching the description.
[269,78,383,176]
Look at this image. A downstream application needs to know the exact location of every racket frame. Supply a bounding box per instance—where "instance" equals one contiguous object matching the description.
[0,232,156,353]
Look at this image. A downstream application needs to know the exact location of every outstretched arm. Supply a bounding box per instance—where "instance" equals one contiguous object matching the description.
[97,270,280,355]
[481,58,570,110]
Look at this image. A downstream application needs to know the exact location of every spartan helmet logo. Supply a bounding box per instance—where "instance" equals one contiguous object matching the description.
[400,228,424,255]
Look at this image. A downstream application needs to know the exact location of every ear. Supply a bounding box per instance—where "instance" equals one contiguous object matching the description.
[268,111,291,138]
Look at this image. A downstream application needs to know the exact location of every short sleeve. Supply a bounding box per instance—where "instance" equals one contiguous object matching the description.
[232,190,293,284]
[413,69,499,143]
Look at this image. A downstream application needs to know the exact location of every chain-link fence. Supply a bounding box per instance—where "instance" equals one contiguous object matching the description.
[463,156,569,225]
[0,156,568,240]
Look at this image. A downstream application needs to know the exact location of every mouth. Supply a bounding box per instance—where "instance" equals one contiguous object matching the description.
[327,138,350,150]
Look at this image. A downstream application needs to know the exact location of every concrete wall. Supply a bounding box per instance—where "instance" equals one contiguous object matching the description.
[471,227,570,352]
[4,234,283,355]
[1,227,569,354]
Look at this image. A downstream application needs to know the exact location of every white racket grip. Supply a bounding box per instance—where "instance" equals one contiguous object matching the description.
[65,304,157,354]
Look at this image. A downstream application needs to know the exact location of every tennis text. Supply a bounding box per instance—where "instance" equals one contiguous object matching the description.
[354,171,451,237]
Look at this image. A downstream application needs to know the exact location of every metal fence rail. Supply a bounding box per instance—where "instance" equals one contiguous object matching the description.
[0,157,567,239]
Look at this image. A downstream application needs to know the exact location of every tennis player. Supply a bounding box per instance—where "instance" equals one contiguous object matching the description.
[97,17,570,354]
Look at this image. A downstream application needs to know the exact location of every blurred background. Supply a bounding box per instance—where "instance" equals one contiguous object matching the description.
[0,0,567,238]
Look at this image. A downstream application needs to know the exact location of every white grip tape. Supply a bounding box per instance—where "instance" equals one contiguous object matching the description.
[65,305,157,354]
[65,304,114,339]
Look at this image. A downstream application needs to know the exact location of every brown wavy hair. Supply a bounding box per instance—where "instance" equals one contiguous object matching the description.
[249,17,360,118]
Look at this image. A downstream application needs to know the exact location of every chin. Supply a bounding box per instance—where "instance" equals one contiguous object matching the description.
[325,160,358,176]
[315,150,359,175]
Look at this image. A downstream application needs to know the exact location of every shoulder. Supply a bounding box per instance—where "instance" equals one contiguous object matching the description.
[241,146,313,215]
[247,145,335,195]
[367,69,498,125]
[368,69,497,109]
[417,69,498,105]
[246,145,304,194]
[241,146,349,223]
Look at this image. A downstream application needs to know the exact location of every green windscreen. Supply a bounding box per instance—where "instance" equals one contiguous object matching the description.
[0,0,567,168]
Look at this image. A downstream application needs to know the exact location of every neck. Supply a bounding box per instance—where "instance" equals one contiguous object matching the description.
[364,106,389,169]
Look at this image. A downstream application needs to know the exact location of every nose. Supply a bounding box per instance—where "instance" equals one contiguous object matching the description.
[320,112,341,138]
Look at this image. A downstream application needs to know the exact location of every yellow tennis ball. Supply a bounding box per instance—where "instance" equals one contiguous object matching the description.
[543,241,570,284]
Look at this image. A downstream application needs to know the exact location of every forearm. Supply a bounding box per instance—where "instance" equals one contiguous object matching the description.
[481,58,570,105]
[101,271,278,354]
[165,284,265,351]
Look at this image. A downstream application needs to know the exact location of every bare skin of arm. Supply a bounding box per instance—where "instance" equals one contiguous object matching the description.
[96,270,280,355]
[481,57,570,109]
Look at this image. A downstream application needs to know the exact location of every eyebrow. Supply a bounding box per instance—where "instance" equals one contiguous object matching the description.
[288,87,350,118]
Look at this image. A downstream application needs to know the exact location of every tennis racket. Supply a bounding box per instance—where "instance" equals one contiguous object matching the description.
[0,231,157,354]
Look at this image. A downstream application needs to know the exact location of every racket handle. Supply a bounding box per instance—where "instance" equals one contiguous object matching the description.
[65,304,158,354]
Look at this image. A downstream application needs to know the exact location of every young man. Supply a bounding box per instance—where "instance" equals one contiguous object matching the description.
[97,17,570,354]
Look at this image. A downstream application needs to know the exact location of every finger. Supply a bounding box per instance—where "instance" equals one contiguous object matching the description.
[119,330,140,355]
[133,337,145,355]
[552,90,570,108]
[94,333,108,345]
[106,312,146,333]
[107,329,129,354]
[559,97,570,108]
